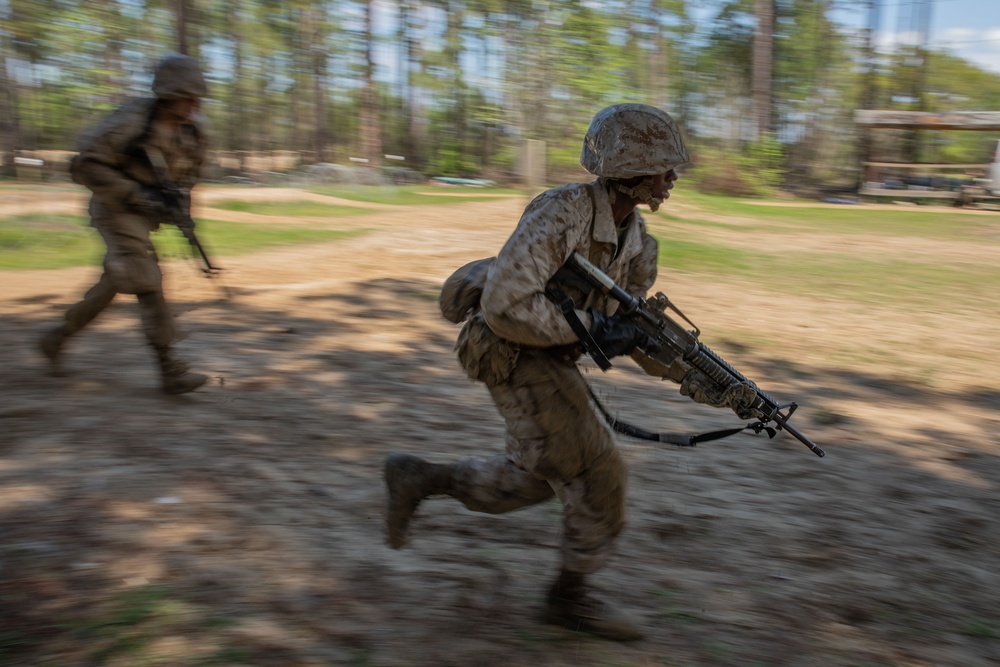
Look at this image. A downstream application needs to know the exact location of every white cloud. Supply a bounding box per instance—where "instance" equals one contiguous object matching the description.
[938,27,1000,75]
[872,26,1000,75]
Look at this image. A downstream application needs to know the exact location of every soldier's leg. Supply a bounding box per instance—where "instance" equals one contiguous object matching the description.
[386,348,623,547]
[541,429,640,640]
[64,272,119,333]
[502,350,639,641]
[384,451,553,549]
[97,223,205,394]
[136,290,206,395]
[384,346,577,548]
[40,272,118,371]
[385,348,639,639]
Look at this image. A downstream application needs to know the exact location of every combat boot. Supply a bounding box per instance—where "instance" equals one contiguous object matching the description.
[542,569,644,642]
[39,326,68,375]
[154,346,207,395]
[383,453,454,549]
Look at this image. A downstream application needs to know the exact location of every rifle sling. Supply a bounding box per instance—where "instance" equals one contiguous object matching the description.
[585,375,752,447]
[545,285,612,371]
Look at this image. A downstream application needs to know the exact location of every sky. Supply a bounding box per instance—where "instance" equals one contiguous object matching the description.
[833,0,1000,75]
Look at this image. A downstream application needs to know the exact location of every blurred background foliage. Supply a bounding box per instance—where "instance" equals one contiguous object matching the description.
[2,0,1000,193]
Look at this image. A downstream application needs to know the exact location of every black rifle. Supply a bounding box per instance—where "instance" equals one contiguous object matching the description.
[566,252,825,458]
[143,147,230,298]
[160,186,222,275]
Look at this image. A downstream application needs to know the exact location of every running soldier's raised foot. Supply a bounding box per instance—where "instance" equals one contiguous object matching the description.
[383,453,454,548]
[39,326,68,376]
[542,569,644,642]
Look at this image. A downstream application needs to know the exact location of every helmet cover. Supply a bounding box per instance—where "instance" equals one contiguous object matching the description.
[152,54,207,100]
[581,104,688,179]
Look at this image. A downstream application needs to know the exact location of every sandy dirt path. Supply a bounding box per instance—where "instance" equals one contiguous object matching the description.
[1,187,998,666]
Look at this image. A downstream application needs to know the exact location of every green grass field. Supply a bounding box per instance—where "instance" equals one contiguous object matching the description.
[306,184,523,205]
[208,200,377,217]
[648,197,1000,310]
[0,214,367,270]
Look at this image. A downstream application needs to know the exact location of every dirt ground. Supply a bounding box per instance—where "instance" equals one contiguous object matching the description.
[1,186,999,667]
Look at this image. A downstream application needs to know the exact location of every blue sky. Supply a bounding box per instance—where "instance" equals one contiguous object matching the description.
[834,0,1000,75]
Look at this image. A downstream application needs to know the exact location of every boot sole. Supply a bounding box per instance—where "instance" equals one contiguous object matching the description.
[163,374,208,395]
[541,605,644,642]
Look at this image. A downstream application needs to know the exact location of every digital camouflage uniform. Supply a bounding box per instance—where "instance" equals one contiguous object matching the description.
[385,104,696,641]
[450,181,659,575]
[39,54,209,394]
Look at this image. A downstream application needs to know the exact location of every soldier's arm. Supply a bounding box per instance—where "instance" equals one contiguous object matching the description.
[70,101,157,212]
[481,193,590,347]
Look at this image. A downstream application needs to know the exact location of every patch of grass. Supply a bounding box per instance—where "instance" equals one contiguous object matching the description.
[650,586,701,626]
[962,619,1000,639]
[154,219,369,260]
[64,585,245,667]
[0,214,100,269]
[0,629,36,661]
[308,184,522,205]
[209,199,375,217]
[664,191,989,239]
[652,230,1000,309]
[204,646,253,665]
[0,214,369,270]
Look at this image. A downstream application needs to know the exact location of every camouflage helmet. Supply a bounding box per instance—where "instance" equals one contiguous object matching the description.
[580,104,688,179]
[152,54,207,100]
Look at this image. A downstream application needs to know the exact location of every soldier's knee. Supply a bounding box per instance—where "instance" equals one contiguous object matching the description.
[106,253,162,294]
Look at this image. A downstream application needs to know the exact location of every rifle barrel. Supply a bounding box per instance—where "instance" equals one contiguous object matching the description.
[776,416,826,458]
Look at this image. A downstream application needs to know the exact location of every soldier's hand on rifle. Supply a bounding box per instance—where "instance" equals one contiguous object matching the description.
[680,370,759,420]
[589,310,661,358]
[175,213,195,231]
[132,185,182,224]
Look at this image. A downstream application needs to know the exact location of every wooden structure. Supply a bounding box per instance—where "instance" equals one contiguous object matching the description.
[855,110,1000,202]
[855,111,1000,131]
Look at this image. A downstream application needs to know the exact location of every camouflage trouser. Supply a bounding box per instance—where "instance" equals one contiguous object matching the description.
[449,347,627,575]
[58,217,174,347]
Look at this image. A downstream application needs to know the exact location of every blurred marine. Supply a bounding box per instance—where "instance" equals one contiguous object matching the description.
[384,104,757,641]
[39,54,209,395]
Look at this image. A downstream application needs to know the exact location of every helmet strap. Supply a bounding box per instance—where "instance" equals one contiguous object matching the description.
[610,176,662,212]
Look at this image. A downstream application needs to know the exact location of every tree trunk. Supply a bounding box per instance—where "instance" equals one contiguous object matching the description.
[752,0,774,139]
[0,54,22,177]
[225,0,247,162]
[360,0,382,166]
[312,20,328,163]
[175,0,189,55]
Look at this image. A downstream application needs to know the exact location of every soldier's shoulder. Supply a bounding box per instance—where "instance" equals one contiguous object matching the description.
[77,98,156,150]
[526,181,595,213]
[535,181,592,201]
